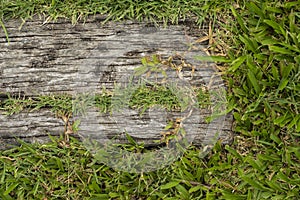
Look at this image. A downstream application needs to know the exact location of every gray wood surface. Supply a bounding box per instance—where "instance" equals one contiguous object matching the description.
[0,109,64,149]
[0,15,233,148]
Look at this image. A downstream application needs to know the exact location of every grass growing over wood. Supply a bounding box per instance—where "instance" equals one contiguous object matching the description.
[0,0,300,199]
[0,85,210,116]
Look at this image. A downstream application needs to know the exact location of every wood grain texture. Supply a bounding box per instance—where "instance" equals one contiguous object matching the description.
[0,109,64,149]
[0,15,233,148]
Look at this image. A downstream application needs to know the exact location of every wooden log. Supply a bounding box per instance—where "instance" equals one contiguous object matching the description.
[0,109,64,150]
[0,15,233,148]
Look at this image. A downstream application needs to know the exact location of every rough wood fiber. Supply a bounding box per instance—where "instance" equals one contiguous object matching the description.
[0,15,233,148]
[0,109,64,149]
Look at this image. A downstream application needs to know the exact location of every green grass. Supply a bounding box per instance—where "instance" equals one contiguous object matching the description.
[0,0,300,199]
[0,84,210,116]
[0,0,225,25]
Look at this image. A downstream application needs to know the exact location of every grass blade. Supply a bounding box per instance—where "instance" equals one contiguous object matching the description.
[231,6,248,33]
[229,55,247,72]
[0,19,9,44]
[161,181,180,190]
[247,70,261,94]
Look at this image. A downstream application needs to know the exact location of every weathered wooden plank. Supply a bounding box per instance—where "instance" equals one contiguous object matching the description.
[0,15,233,148]
[0,15,210,95]
[75,108,233,146]
[0,109,64,149]
[0,106,233,149]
